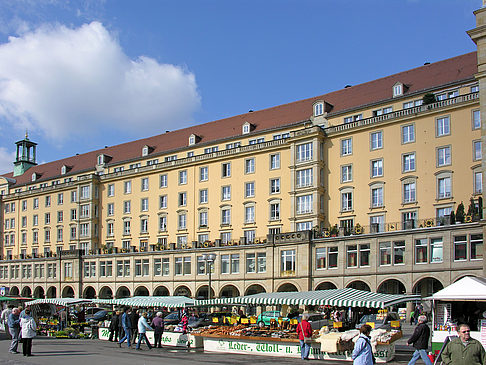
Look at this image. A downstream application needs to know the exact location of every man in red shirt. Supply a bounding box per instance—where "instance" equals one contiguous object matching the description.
[297,313,313,360]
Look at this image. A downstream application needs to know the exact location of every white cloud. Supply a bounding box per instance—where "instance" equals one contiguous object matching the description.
[0,147,15,175]
[0,22,201,141]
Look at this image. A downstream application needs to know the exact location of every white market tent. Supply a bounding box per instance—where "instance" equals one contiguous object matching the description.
[25,298,92,306]
[429,276,486,301]
[92,296,194,308]
[195,288,420,309]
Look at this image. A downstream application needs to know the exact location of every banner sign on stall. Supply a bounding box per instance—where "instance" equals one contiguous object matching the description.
[391,321,400,328]
[333,322,342,328]
[366,322,375,329]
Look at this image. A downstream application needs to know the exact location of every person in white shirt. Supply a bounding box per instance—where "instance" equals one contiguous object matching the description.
[1,305,14,338]
[20,309,37,357]
[135,312,153,350]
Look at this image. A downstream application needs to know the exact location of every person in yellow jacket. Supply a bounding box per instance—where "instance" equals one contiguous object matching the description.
[441,324,486,365]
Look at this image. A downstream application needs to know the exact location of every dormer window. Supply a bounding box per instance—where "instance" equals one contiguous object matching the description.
[61,166,67,175]
[393,82,406,97]
[142,145,154,157]
[97,154,104,165]
[188,134,201,146]
[242,122,255,135]
[31,172,40,182]
[314,102,324,116]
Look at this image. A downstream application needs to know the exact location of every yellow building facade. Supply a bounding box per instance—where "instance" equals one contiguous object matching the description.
[0,26,485,301]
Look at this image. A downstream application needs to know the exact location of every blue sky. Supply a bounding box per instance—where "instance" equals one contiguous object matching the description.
[0,0,479,174]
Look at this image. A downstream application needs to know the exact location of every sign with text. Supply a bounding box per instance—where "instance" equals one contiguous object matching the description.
[98,328,202,348]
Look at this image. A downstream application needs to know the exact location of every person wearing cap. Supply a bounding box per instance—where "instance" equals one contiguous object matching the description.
[20,309,36,357]
[152,312,165,348]
[407,314,433,365]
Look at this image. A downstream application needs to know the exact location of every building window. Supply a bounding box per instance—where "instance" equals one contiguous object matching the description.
[178,192,187,207]
[33,198,39,209]
[199,189,208,204]
[246,253,256,273]
[222,162,231,178]
[403,181,416,203]
[474,140,482,161]
[270,178,280,194]
[141,198,149,211]
[430,238,443,263]
[371,186,383,208]
[159,195,167,209]
[341,165,352,183]
[371,159,383,177]
[437,176,452,199]
[373,106,393,116]
[344,114,362,124]
[245,182,255,198]
[314,102,324,116]
[402,124,415,144]
[341,138,352,156]
[393,241,405,264]
[402,153,415,172]
[244,230,255,243]
[140,218,148,233]
[379,242,392,266]
[45,213,51,225]
[437,146,451,167]
[454,235,467,261]
[124,181,132,194]
[160,174,168,188]
[221,255,230,274]
[222,186,231,201]
[393,84,403,97]
[341,191,353,212]
[370,215,385,233]
[179,170,187,185]
[221,208,231,225]
[316,248,326,270]
[80,185,90,199]
[296,168,313,188]
[270,202,280,220]
[200,166,208,181]
[296,194,313,214]
[270,153,280,170]
[178,213,187,230]
[471,234,483,260]
[473,109,481,130]
[415,239,427,264]
[123,201,131,214]
[296,142,313,162]
[346,245,358,268]
[436,116,450,137]
[281,249,295,274]
[199,211,208,227]
[475,171,483,194]
[159,216,167,231]
[245,206,255,223]
[437,90,458,100]
[221,232,232,243]
[245,158,255,174]
[230,254,240,274]
[370,131,383,150]
[123,220,130,235]
[402,211,417,229]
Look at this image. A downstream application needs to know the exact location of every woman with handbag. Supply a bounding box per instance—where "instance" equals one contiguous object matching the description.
[296,313,313,360]
[352,324,375,365]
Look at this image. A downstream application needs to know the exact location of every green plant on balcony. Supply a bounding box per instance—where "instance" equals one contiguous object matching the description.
[422,93,436,105]
[456,202,465,223]
[329,224,339,237]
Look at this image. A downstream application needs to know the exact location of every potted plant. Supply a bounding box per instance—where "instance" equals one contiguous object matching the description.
[450,211,456,224]
[330,225,339,237]
[422,93,436,105]
[455,202,465,223]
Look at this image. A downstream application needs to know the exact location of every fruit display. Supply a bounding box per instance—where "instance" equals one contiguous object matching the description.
[192,325,319,340]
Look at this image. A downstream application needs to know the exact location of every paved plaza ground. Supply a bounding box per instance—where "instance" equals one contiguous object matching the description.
[0,325,417,365]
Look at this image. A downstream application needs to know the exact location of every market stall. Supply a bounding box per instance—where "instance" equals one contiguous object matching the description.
[93,296,201,348]
[194,288,418,362]
[429,276,486,352]
[25,298,93,337]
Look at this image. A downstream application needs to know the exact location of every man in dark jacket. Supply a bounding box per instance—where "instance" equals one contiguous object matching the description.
[441,323,486,365]
[108,311,120,342]
[407,315,433,365]
[8,308,20,354]
[130,309,140,345]
[117,307,132,348]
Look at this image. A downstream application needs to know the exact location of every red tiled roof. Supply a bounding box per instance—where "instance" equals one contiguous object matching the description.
[1,52,477,187]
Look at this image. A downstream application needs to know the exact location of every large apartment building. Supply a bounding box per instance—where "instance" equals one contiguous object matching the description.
[0,9,485,302]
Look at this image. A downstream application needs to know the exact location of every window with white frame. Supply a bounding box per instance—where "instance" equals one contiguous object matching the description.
[454,235,467,261]
[160,174,167,188]
[402,153,415,172]
[296,221,312,231]
[230,254,240,273]
[296,168,313,188]
[222,186,231,201]
[370,131,383,150]
[140,218,148,233]
[414,239,428,264]
[159,195,167,209]
[437,90,458,100]
[159,215,167,231]
[341,165,352,183]
[200,166,208,181]
[341,138,352,156]
[178,213,187,230]
[107,222,114,236]
[474,140,482,161]
[245,205,255,223]
[436,206,452,219]
[221,231,232,243]
[344,114,363,124]
[270,178,280,194]
[471,234,483,260]
[371,159,383,177]
[270,202,280,220]
[393,84,403,97]
[471,85,480,93]
[199,211,208,227]
[124,181,132,194]
[314,102,323,116]
[244,230,255,243]
[370,215,385,233]
[436,116,450,137]
[123,220,130,235]
[403,180,416,203]
[245,182,255,198]
[199,189,208,204]
[281,249,295,273]
[371,186,384,208]
[270,153,280,170]
[221,207,231,225]
[296,142,313,162]
[141,177,149,191]
[402,124,415,144]
[341,191,353,212]
[296,194,313,214]
[179,170,187,185]
[437,146,451,166]
[473,110,481,130]
[222,162,231,177]
[178,192,187,207]
[373,106,393,116]
[123,200,131,214]
[437,175,452,199]
[141,198,149,211]
[221,254,230,274]
[430,238,443,263]
[245,158,255,174]
[475,171,483,194]
[80,185,90,199]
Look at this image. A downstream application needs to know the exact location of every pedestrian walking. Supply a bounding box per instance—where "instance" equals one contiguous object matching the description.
[296,313,313,360]
[152,312,165,348]
[136,312,153,350]
[1,304,13,339]
[117,307,132,348]
[441,323,486,365]
[8,308,21,354]
[108,311,120,342]
[352,324,374,365]
[20,309,36,357]
[130,309,139,345]
[410,310,415,326]
[407,315,433,365]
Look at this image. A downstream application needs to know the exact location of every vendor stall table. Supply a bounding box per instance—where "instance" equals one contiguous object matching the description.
[98,327,202,347]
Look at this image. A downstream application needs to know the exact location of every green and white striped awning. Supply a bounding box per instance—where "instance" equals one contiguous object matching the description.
[195,288,420,309]
[25,298,93,306]
[92,296,194,308]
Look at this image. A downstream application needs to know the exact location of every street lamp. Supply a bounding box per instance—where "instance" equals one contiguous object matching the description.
[201,253,216,300]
